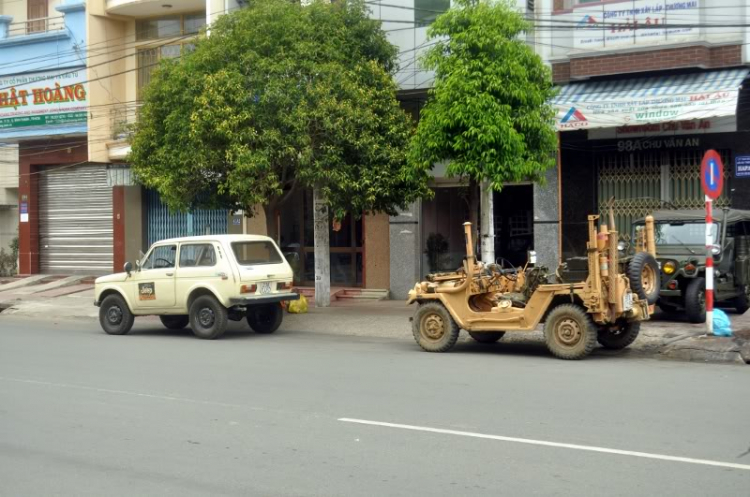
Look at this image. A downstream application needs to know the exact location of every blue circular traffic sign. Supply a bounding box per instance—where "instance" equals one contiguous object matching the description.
[700,150,724,200]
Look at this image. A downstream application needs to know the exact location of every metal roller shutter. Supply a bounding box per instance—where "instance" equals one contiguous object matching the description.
[39,164,113,274]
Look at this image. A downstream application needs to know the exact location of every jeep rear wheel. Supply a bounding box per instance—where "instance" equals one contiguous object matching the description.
[684,277,706,323]
[597,320,640,350]
[189,295,228,339]
[468,331,505,343]
[544,304,597,360]
[412,303,459,353]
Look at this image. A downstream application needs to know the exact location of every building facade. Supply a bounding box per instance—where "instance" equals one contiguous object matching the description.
[536,0,750,258]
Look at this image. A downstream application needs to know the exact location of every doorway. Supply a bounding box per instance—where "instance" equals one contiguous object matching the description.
[493,185,534,267]
[279,189,363,287]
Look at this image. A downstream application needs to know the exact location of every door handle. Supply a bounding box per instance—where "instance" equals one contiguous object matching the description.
[166,272,174,277]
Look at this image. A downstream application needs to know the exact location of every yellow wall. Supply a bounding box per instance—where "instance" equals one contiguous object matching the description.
[87,10,129,163]
[1,1,65,25]
[124,186,143,263]
[364,213,390,289]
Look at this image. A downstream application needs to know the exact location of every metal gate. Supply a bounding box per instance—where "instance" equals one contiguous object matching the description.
[145,189,228,246]
[39,164,113,274]
[597,149,731,240]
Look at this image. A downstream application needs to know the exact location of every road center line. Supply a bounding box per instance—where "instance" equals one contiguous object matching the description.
[338,418,750,472]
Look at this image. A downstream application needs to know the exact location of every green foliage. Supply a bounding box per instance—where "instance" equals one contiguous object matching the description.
[409,0,558,190]
[129,0,430,222]
[0,237,18,277]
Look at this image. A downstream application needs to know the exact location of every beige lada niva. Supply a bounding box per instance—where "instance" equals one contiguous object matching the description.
[94,235,298,339]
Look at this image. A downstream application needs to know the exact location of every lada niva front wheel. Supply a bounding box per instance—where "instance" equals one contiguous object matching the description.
[412,303,459,353]
[99,294,135,336]
[189,295,228,339]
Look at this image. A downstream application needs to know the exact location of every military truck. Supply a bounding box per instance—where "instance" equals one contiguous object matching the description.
[625,209,750,323]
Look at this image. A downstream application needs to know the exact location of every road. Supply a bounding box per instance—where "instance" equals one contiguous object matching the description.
[1,316,749,496]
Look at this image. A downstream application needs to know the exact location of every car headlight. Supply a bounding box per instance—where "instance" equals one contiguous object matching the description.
[663,261,677,275]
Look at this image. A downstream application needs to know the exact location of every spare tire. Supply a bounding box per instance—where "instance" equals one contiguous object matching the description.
[627,252,660,305]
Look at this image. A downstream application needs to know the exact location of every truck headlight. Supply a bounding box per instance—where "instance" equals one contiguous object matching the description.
[663,261,676,275]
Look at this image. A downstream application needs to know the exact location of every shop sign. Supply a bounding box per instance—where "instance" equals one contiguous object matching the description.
[572,0,699,50]
[735,156,750,178]
[588,116,736,140]
[0,68,88,131]
[616,137,700,152]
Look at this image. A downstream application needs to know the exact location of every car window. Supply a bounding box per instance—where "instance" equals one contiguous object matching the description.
[179,244,217,268]
[232,241,283,265]
[142,245,177,270]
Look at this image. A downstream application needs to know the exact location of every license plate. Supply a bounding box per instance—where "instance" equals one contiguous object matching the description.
[623,292,633,311]
[259,282,272,295]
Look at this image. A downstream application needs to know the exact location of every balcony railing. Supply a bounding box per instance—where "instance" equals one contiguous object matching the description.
[7,16,65,37]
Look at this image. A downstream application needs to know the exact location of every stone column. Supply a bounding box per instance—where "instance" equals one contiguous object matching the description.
[389,201,421,300]
[533,166,560,273]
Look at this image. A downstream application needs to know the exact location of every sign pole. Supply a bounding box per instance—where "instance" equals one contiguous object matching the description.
[705,195,714,335]
[700,149,723,335]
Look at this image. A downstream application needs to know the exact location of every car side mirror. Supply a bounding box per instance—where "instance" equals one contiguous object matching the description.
[124,262,133,276]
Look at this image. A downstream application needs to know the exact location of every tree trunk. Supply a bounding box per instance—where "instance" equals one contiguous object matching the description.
[468,178,479,255]
[263,203,279,243]
[480,180,495,264]
[313,185,330,307]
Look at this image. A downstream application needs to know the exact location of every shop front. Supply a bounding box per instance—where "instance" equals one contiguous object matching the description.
[553,68,750,258]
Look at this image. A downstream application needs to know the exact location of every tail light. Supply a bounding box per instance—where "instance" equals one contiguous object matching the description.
[240,284,257,294]
[277,282,292,291]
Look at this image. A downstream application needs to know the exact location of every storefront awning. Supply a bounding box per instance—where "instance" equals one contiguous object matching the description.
[553,69,749,131]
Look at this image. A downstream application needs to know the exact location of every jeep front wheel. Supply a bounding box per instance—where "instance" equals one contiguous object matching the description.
[412,303,459,353]
[684,277,706,323]
[247,304,283,334]
[189,295,228,339]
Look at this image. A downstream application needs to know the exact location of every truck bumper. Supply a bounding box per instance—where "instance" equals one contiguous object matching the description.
[229,293,300,306]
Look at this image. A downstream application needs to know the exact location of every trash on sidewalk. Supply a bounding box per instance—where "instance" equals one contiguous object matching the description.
[713,309,733,337]
[287,294,308,314]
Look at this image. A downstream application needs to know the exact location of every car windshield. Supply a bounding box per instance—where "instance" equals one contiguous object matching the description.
[652,222,719,246]
[232,241,283,265]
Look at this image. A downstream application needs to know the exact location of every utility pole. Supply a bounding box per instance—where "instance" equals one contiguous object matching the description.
[480,180,495,264]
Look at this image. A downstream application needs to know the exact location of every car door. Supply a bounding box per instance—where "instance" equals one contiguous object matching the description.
[176,243,222,305]
[133,243,177,309]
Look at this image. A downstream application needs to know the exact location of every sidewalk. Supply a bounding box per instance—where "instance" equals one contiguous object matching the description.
[1,282,748,365]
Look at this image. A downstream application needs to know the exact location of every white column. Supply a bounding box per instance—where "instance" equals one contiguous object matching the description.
[313,185,330,307]
[480,180,495,264]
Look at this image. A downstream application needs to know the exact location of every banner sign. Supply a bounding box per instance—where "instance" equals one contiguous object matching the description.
[555,88,740,132]
[571,0,700,50]
[0,68,88,131]
[736,156,750,178]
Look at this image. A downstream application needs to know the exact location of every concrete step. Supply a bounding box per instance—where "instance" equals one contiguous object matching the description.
[0,274,48,291]
[12,275,88,295]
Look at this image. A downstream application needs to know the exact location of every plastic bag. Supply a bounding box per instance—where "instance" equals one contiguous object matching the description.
[713,308,733,337]
[288,294,308,314]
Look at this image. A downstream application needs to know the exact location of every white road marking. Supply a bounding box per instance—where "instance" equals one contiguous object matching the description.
[338,418,750,471]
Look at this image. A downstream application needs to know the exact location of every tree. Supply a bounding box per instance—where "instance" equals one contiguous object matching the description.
[130,0,430,305]
[408,0,558,263]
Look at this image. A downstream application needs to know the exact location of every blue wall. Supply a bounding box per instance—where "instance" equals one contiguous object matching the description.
[0,1,87,140]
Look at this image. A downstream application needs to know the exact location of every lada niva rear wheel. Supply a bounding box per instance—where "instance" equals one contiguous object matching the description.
[247,304,283,334]
[543,304,597,360]
[412,303,459,353]
[189,295,228,339]
[99,294,134,336]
